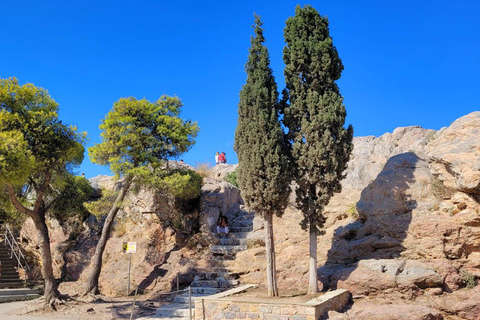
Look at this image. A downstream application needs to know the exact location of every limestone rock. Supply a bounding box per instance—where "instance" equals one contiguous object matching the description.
[330,259,443,295]
[328,303,444,320]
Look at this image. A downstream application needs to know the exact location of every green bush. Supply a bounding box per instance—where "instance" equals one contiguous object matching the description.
[160,169,203,200]
[225,170,238,188]
[460,270,477,289]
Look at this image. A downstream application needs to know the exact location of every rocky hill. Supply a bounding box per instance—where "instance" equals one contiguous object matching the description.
[19,112,480,319]
[233,111,480,319]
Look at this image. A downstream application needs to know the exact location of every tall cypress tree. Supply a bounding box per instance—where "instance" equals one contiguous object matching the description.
[234,14,290,297]
[282,5,353,294]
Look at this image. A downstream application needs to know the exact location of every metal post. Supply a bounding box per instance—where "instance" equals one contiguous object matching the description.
[188,286,192,320]
[129,285,139,320]
[177,275,179,295]
[127,253,131,296]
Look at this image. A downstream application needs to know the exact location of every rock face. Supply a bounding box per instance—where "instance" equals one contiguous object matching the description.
[232,112,480,319]
[18,113,480,319]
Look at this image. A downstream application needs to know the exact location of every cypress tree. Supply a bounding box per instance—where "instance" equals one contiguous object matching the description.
[234,14,290,297]
[282,5,353,294]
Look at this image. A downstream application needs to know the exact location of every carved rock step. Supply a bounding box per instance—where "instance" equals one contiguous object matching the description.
[0,288,39,303]
[190,287,222,294]
[229,226,253,233]
[228,232,251,239]
[229,220,253,228]
[219,238,246,246]
[232,213,255,221]
[190,280,220,288]
[155,304,192,317]
[210,245,247,254]
[193,271,239,280]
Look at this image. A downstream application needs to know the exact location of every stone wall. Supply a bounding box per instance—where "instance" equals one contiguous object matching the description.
[194,287,350,320]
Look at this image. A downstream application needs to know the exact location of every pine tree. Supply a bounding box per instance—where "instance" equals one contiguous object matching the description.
[282,5,353,294]
[234,14,291,297]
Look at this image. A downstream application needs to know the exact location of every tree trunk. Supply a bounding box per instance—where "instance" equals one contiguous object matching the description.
[264,213,278,297]
[308,228,318,294]
[32,209,61,306]
[85,176,133,295]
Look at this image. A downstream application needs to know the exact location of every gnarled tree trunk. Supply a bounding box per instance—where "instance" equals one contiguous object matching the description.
[85,176,133,295]
[32,208,61,305]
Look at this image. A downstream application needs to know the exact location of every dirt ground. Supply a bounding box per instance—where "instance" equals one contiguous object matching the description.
[1,294,161,320]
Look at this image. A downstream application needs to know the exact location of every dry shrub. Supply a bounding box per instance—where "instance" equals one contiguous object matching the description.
[194,161,212,178]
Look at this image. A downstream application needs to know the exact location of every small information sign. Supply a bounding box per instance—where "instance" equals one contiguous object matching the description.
[122,242,137,254]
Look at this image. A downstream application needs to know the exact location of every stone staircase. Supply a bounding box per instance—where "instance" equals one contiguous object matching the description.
[0,242,24,289]
[152,210,254,319]
[0,239,39,302]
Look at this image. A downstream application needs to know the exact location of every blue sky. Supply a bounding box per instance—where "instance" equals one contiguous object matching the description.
[2,0,479,178]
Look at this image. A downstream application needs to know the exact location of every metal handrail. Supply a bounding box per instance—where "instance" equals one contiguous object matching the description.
[2,224,30,281]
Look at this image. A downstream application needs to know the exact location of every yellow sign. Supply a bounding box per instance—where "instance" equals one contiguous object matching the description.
[122,242,137,254]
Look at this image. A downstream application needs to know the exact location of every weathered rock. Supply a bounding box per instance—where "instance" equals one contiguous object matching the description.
[328,302,444,320]
[329,259,443,295]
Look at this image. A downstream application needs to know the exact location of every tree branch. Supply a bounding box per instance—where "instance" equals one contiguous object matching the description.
[6,184,34,217]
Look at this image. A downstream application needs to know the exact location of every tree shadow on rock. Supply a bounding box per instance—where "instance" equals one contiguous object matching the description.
[320,152,422,290]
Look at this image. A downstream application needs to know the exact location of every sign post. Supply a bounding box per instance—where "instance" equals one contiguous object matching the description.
[123,242,137,296]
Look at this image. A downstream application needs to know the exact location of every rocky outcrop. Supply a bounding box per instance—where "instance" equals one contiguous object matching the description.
[231,112,480,320]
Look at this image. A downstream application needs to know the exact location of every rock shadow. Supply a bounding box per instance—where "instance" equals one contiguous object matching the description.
[321,152,422,290]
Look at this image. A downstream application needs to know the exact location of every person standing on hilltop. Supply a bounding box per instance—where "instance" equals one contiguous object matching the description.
[218,152,227,164]
[215,151,220,165]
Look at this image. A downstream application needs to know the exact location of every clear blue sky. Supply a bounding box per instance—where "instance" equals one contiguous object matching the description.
[2,0,479,178]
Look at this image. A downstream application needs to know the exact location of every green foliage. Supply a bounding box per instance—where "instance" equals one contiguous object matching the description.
[0,78,85,186]
[346,203,359,219]
[49,175,94,222]
[234,14,291,218]
[460,270,477,289]
[282,6,353,232]
[85,189,119,219]
[224,170,238,188]
[159,169,202,200]
[88,95,199,178]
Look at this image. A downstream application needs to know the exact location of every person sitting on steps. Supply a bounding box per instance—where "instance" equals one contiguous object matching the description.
[216,216,229,238]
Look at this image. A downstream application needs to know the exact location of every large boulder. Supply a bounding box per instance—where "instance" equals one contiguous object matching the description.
[328,259,443,295]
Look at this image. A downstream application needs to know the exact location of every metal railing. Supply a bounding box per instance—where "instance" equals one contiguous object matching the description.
[2,224,30,281]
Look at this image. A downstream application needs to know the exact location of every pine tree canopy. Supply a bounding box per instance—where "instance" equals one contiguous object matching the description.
[89,95,199,178]
[234,14,290,218]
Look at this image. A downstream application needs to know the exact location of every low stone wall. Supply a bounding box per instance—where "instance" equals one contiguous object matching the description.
[194,286,350,320]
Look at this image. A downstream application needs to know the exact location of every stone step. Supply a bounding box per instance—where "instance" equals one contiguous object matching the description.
[190,287,222,294]
[0,269,19,274]
[210,254,236,261]
[229,226,253,233]
[229,232,251,239]
[219,238,246,246]
[210,245,247,254]
[233,213,255,220]
[218,279,239,288]
[155,304,193,317]
[0,278,23,282]
[229,220,253,228]
[193,271,238,280]
[190,280,219,288]
[0,288,37,296]
[0,293,39,303]
[173,295,200,304]
[0,282,24,289]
